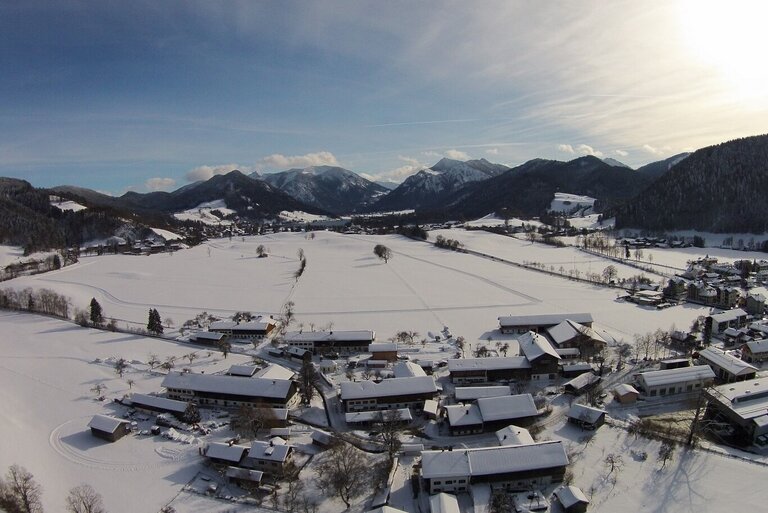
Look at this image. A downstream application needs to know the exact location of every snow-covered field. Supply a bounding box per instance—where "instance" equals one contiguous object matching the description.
[549,192,595,213]
[50,195,87,212]
[173,200,235,226]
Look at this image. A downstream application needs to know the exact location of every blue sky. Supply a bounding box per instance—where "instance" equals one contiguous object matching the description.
[1,0,767,194]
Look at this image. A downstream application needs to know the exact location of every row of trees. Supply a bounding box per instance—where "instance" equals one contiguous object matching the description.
[0,464,105,513]
[0,287,70,319]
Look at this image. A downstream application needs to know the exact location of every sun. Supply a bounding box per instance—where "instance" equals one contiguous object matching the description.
[678,0,768,104]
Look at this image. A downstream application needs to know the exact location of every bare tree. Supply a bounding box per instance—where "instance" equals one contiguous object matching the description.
[373,244,392,263]
[299,360,320,405]
[114,358,128,378]
[455,336,466,357]
[90,383,106,398]
[126,379,135,389]
[257,245,267,257]
[604,453,624,476]
[65,484,106,513]
[657,440,675,470]
[234,404,277,439]
[395,330,419,345]
[185,352,198,365]
[216,339,232,359]
[147,353,160,370]
[0,464,44,513]
[376,409,404,461]
[314,439,369,507]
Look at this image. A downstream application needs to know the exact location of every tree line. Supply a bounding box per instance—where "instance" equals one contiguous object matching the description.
[0,463,106,513]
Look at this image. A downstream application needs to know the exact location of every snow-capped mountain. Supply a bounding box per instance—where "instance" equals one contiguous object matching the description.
[370,158,509,212]
[601,157,632,169]
[260,166,389,215]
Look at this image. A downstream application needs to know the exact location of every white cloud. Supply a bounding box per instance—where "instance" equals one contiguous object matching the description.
[615,149,629,157]
[362,155,427,184]
[145,177,176,191]
[186,163,248,182]
[486,148,499,155]
[557,143,603,157]
[259,151,339,170]
[444,149,470,160]
[557,144,575,154]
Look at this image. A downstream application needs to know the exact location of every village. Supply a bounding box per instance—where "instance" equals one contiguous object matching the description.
[3,229,768,513]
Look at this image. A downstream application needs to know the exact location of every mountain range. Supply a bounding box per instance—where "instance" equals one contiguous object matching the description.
[2,133,767,253]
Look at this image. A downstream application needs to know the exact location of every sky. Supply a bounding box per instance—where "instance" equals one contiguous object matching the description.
[1,0,767,194]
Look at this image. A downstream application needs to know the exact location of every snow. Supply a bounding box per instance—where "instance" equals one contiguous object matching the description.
[339,376,437,400]
[150,227,183,241]
[173,200,235,225]
[0,245,59,268]
[50,196,87,212]
[549,192,596,213]
[278,210,335,223]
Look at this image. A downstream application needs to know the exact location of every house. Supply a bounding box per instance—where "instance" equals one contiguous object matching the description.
[204,442,250,466]
[369,342,398,362]
[392,361,427,378]
[430,492,461,513]
[546,320,606,358]
[284,329,376,355]
[162,372,300,409]
[448,357,531,384]
[127,393,189,420]
[628,289,664,306]
[741,339,768,365]
[706,308,748,335]
[635,365,715,398]
[567,404,606,430]
[423,399,439,420]
[517,331,561,380]
[340,376,438,412]
[613,384,640,404]
[663,277,688,302]
[498,313,593,334]
[444,394,539,434]
[495,425,534,446]
[284,346,311,363]
[560,362,595,379]
[444,404,484,435]
[245,440,293,473]
[670,330,697,351]
[227,364,258,377]
[420,441,569,494]
[253,364,295,381]
[556,348,581,360]
[563,372,601,394]
[698,347,757,383]
[704,379,768,446]
[659,358,690,370]
[311,429,333,447]
[87,414,130,443]
[345,408,413,426]
[746,293,767,316]
[454,386,511,402]
[209,316,276,340]
[553,485,590,513]
[189,331,225,346]
[226,467,263,487]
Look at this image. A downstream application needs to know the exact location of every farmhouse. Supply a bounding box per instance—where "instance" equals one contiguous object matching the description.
[698,347,757,383]
[429,493,461,513]
[87,414,130,443]
[209,316,276,340]
[203,442,250,466]
[563,372,601,394]
[517,331,561,380]
[704,379,768,446]
[340,376,438,412]
[635,365,715,397]
[707,308,748,335]
[546,319,606,358]
[448,357,531,384]
[444,404,484,435]
[445,394,539,434]
[245,440,293,473]
[560,362,595,379]
[498,313,593,334]
[567,404,606,430]
[369,342,398,362]
[741,339,768,365]
[420,441,569,494]
[162,372,300,409]
[189,331,225,346]
[284,329,376,354]
[345,408,413,426]
[127,393,189,419]
[226,467,263,487]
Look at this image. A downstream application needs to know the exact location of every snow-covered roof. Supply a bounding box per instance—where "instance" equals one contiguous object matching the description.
[253,364,295,380]
[209,320,238,331]
[499,313,593,328]
[393,361,427,378]
[445,404,483,427]
[710,308,747,323]
[228,364,258,377]
[556,348,581,357]
[233,318,276,331]
[554,485,590,508]
[546,319,605,346]
[367,506,408,513]
[205,442,249,462]
[744,339,768,355]
[284,330,375,343]
[561,362,594,373]
[248,440,292,462]
[423,399,439,416]
[637,365,715,388]
[706,380,768,423]
[448,356,530,372]
[476,394,538,422]
[225,467,263,483]
[191,331,224,341]
[421,441,568,479]
[162,372,294,400]
[429,492,461,513]
[495,425,534,446]
[340,376,437,400]
[563,372,600,391]
[311,429,332,445]
[568,403,606,424]
[87,414,128,433]
[128,393,188,413]
[454,386,510,401]
[517,331,561,361]
[369,342,398,352]
[613,383,639,396]
[284,346,310,357]
[699,347,757,376]
[345,408,412,424]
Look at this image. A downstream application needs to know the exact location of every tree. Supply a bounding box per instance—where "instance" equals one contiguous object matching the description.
[182,403,201,424]
[314,439,369,507]
[299,360,320,405]
[375,409,403,461]
[65,484,105,513]
[185,352,198,365]
[602,265,618,284]
[657,439,675,470]
[0,464,44,513]
[604,453,624,476]
[147,308,163,334]
[160,356,175,372]
[90,383,106,398]
[373,244,392,263]
[114,358,128,378]
[234,404,277,439]
[256,245,267,258]
[455,336,466,357]
[395,330,419,346]
[126,379,135,389]
[216,339,232,359]
[88,298,103,326]
[147,353,160,370]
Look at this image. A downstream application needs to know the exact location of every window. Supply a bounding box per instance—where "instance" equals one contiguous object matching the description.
[659,388,667,396]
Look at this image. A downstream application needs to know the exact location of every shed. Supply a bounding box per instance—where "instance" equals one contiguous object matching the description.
[429,492,461,513]
[423,399,439,420]
[567,404,606,430]
[554,485,590,513]
[311,429,332,447]
[88,414,130,443]
[563,372,601,394]
[612,384,639,404]
[226,466,263,486]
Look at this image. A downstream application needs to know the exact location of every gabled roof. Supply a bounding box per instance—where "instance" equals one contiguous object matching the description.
[205,442,249,462]
[476,394,538,422]
[226,467,263,483]
[191,331,224,341]
[699,347,757,376]
[498,313,593,327]
[448,356,530,372]
[284,330,375,343]
[517,331,561,361]
[248,440,292,462]
[546,319,605,346]
[495,425,534,446]
[340,376,437,400]
[393,361,427,378]
[568,403,606,424]
[367,506,409,513]
[709,308,747,323]
[253,364,295,380]
[705,380,768,423]
[554,485,590,508]
[128,393,188,414]
[345,408,413,424]
[369,342,398,352]
[445,404,483,427]
[228,364,258,377]
[563,372,600,391]
[162,372,294,400]
[637,365,715,387]
[429,492,461,513]
[454,386,510,401]
[744,339,768,355]
[613,383,639,396]
[88,414,129,433]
